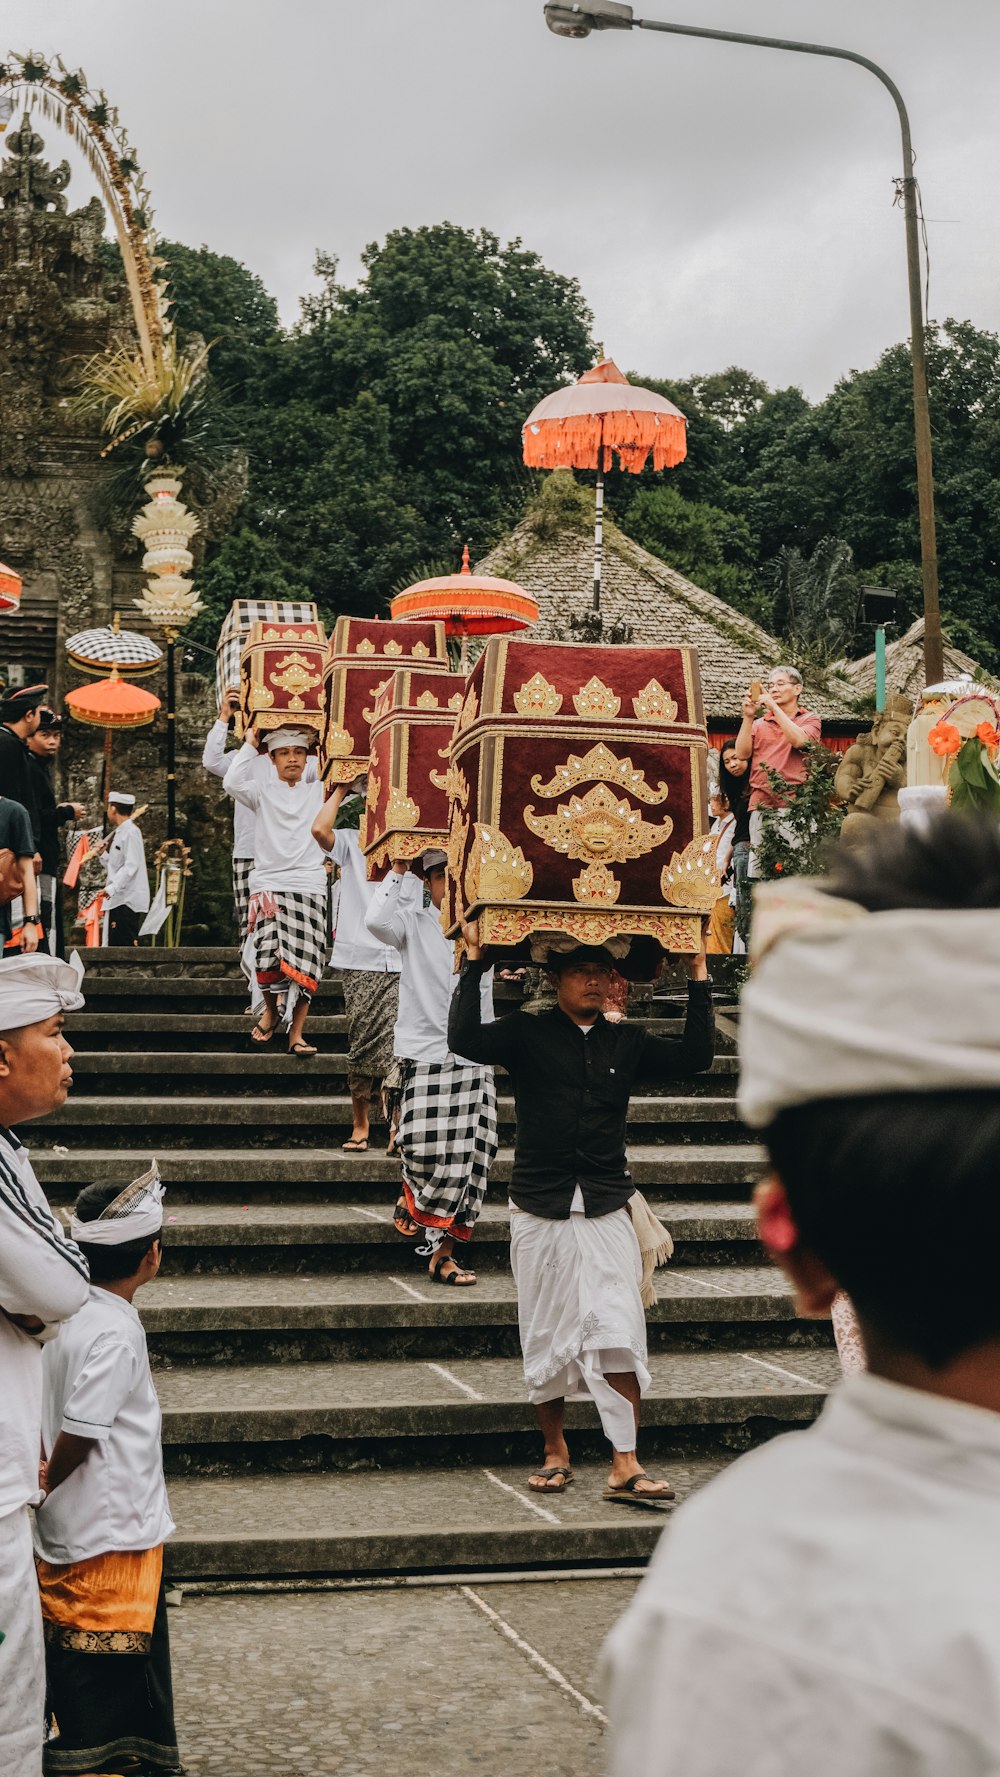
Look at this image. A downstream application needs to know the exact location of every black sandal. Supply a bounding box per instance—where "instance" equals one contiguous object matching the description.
[393,1197,420,1238]
[250,1017,275,1045]
[429,1254,476,1287]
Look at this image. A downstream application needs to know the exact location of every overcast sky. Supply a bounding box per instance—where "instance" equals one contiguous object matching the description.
[4,0,998,399]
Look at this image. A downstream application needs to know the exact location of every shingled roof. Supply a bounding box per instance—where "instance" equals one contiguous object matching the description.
[842,617,997,701]
[475,477,859,720]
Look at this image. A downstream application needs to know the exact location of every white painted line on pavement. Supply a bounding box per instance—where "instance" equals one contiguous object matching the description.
[460,1586,608,1726]
[741,1353,823,1390]
[426,1362,484,1401]
[682,1274,739,1296]
[352,1205,389,1223]
[388,1275,430,1303]
[481,1467,561,1526]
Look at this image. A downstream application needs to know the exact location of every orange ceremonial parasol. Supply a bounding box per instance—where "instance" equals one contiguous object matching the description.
[391,546,539,669]
[522,358,687,615]
[65,666,161,808]
[0,560,23,613]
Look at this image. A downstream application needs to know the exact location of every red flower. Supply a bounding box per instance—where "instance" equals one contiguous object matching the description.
[928,721,962,758]
[975,720,1000,750]
[774,861,784,874]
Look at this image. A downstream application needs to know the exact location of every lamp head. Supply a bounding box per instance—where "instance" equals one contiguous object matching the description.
[544,0,633,37]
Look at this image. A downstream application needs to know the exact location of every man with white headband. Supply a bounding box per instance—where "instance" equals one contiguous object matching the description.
[0,953,89,1777]
[92,792,150,947]
[224,725,327,1055]
[35,1160,180,1777]
[604,811,1000,1776]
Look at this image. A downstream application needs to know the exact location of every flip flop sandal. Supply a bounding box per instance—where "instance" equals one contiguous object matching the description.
[528,1465,574,1493]
[341,1138,369,1152]
[429,1256,476,1286]
[603,1472,675,1509]
[289,1041,317,1056]
[250,1019,275,1044]
[393,1198,421,1238]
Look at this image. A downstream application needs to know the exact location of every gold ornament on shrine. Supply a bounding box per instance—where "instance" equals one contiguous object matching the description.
[514,672,563,718]
[531,744,669,805]
[661,835,723,914]
[632,679,679,723]
[524,782,674,863]
[573,676,621,719]
[465,824,534,903]
[572,860,622,906]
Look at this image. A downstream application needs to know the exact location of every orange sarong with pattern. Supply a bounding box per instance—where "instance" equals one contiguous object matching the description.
[36,1545,162,1653]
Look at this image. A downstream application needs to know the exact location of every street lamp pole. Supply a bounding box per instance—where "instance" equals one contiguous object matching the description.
[544,2,945,685]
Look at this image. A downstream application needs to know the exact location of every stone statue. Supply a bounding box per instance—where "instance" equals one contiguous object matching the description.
[836,693,911,845]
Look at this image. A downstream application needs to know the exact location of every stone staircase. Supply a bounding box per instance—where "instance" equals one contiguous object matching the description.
[30,947,839,1582]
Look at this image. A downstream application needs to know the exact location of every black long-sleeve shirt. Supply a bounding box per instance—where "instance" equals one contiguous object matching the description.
[28,754,74,876]
[0,726,40,850]
[448,962,715,1219]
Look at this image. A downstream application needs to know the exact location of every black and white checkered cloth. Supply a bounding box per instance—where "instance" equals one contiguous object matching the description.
[398,1059,498,1245]
[66,627,163,671]
[249,889,328,997]
[215,600,320,705]
[232,856,253,945]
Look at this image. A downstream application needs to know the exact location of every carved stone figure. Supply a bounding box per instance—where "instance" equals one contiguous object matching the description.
[836,693,911,845]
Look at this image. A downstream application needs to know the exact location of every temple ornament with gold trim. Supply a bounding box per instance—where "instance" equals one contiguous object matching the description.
[524,783,674,864]
[530,744,669,805]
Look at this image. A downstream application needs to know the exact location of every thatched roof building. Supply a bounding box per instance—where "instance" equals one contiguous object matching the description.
[842,617,995,701]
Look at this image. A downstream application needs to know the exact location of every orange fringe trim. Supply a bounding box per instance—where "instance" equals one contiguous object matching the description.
[280,958,319,994]
[522,410,687,474]
[401,1175,473,1242]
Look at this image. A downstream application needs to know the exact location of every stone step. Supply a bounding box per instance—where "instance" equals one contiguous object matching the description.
[156,1346,839,1473]
[63,1012,722,1054]
[66,1050,739,1096]
[39,1094,741,1148]
[33,1144,765,1204]
[164,1458,727,1579]
[123,1198,763,1271]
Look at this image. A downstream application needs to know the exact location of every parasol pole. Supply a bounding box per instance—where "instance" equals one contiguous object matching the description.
[101,728,113,814]
[165,628,177,841]
[593,436,605,614]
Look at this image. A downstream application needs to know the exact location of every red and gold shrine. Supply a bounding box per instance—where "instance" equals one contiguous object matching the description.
[442,637,716,957]
[361,669,467,878]
[321,617,450,782]
[240,619,328,739]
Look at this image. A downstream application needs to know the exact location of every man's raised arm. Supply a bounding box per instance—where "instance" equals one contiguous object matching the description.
[636,950,714,1080]
[447,916,518,1067]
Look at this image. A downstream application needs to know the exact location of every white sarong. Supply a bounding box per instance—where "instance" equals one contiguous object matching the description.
[0,1505,44,1777]
[510,1203,651,1453]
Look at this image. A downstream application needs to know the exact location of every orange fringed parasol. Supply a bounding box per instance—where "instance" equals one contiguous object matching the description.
[391,547,538,669]
[0,560,23,613]
[65,667,161,809]
[522,359,687,614]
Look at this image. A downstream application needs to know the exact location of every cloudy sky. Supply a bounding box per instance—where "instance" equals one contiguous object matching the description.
[3,0,997,398]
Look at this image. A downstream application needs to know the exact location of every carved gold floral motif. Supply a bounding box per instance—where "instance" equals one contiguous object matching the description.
[477,907,701,953]
[355,638,376,655]
[431,757,469,802]
[572,861,621,906]
[531,744,668,804]
[250,685,274,709]
[448,692,463,712]
[363,678,392,722]
[573,676,620,719]
[524,783,674,863]
[386,787,420,828]
[268,653,322,704]
[632,679,678,723]
[262,625,321,643]
[447,800,469,884]
[456,686,479,734]
[465,823,534,904]
[385,640,403,656]
[412,641,430,658]
[323,724,353,757]
[416,690,440,710]
[661,835,723,914]
[513,672,562,717]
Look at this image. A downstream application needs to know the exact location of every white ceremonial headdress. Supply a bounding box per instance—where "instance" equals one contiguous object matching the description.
[738,876,1000,1129]
[264,726,312,753]
[69,1159,165,1247]
[0,950,85,1033]
[108,791,136,809]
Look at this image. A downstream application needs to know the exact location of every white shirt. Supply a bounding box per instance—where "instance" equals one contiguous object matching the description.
[0,1130,89,1521]
[223,742,326,896]
[101,819,150,913]
[365,870,494,1062]
[204,722,319,860]
[35,1285,174,1562]
[603,1374,1000,1777]
[328,829,413,973]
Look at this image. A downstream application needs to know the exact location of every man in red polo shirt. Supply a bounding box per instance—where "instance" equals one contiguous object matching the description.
[734,666,821,869]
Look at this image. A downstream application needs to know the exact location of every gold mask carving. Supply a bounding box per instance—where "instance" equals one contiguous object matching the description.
[531,743,668,805]
[524,782,674,863]
[268,653,322,708]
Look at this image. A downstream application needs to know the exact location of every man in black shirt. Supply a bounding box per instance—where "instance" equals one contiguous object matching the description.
[449,926,713,1506]
[0,684,48,853]
[27,712,86,957]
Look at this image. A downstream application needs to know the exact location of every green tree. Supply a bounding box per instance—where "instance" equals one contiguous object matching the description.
[769,536,858,667]
[622,482,759,614]
[753,746,844,880]
[158,240,279,402]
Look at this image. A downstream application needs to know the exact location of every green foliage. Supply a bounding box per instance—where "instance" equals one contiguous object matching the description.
[622,482,759,615]
[949,737,1000,816]
[158,240,279,402]
[769,536,859,668]
[752,745,845,881]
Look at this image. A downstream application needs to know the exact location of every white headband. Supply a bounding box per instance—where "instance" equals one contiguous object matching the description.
[69,1160,165,1247]
[265,726,311,753]
[0,950,85,1032]
[738,880,1000,1128]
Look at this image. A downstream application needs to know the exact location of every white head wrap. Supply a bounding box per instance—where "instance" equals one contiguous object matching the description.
[264,726,312,753]
[0,950,85,1032]
[108,791,135,809]
[69,1159,165,1247]
[738,877,1000,1128]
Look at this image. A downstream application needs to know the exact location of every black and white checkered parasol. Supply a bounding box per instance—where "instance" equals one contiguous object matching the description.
[66,626,164,678]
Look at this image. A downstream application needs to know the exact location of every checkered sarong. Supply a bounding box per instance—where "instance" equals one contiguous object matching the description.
[232,856,253,945]
[248,889,327,998]
[398,1059,498,1244]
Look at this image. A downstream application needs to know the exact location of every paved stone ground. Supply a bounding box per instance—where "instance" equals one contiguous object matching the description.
[170,1577,640,1776]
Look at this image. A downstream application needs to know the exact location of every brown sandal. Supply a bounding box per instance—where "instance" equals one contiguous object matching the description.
[603,1472,675,1508]
[528,1465,573,1493]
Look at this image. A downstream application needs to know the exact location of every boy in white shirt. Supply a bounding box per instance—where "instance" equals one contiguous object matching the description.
[95,792,150,947]
[35,1161,179,1777]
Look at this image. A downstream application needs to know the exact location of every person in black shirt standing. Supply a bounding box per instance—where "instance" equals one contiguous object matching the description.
[0,683,48,853]
[449,926,713,1506]
[27,711,86,957]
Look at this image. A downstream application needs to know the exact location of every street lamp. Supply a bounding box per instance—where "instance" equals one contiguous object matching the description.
[545,0,944,686]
